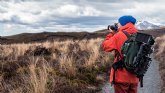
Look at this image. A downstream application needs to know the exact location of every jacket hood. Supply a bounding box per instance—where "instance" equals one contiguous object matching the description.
[119,22,138,34]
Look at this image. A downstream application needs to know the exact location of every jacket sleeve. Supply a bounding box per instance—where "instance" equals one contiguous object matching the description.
[102,32,117,52]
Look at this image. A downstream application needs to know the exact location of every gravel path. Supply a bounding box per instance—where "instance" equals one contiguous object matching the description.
[101,55,161,93]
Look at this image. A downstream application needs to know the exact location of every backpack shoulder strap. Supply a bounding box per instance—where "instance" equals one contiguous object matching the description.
[122,31,130,38]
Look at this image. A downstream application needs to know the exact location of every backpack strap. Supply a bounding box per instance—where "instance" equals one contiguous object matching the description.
[122,31,130,38]
[111,49,125,85]
[115,49,122,61]
[111,59,124,85]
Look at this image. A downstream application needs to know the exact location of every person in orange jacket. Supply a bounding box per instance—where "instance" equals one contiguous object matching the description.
[102,15,139,93]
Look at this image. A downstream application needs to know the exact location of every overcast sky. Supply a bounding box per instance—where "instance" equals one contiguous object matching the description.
[1,0,165,36]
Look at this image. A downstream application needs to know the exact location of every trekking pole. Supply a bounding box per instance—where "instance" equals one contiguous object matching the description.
[140,76,143,87]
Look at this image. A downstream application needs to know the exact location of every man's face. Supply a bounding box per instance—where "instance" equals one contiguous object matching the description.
[117,23,122,29]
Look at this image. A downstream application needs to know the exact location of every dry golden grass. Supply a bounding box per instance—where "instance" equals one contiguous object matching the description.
[154,35,165,93]
[0,38,113,93]
[59,55,76,77]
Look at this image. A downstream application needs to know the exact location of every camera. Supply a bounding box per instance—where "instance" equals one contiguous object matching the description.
[107,23,118,32]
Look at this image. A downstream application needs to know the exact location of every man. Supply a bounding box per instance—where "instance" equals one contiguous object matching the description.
[102,15,139,93]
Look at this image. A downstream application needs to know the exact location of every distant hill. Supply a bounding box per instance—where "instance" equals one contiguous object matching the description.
[0,31,108,44]
[140,28,165,37]
[0,28,165,44]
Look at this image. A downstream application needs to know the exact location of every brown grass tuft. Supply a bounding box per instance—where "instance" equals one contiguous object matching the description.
[0,38,113,93]
[153,35,165,93]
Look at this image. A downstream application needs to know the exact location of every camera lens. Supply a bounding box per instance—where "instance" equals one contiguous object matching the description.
[107,23,118,32]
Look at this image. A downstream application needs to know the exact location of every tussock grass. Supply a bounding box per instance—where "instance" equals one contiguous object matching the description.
[0,38,113,93]
[154,35,165,93]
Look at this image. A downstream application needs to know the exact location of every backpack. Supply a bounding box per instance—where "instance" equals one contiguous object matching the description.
[112,31,155,87]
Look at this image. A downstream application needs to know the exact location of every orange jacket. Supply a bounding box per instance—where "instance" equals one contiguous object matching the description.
[102,22,139,83]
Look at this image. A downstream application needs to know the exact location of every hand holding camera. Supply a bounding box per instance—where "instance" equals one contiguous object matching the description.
[107,23,118,33]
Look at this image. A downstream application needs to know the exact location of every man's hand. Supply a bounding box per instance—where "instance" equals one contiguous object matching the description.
[108,29,114,33]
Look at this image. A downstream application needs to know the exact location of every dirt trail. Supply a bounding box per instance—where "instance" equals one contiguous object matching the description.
[101,55,161,93]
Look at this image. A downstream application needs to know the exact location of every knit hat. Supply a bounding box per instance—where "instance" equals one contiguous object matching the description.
[118,15,136,26]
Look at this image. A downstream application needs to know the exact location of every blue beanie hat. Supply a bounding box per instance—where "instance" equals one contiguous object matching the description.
[118,15,136,26]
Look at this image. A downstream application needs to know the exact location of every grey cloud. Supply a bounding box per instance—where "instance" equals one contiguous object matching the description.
[1,0,46,3]
[1,0,165,36]
[0,8,7,13]
[84,0,162,3]
[26,16,114,30]
[53,16,116,25]
[0,15,31,26]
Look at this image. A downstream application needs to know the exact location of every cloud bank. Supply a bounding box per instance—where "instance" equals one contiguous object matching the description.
[1,0,165,36]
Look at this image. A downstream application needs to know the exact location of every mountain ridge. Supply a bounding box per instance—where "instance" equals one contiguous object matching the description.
[135,21,160,30]
[1,28,165,44]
